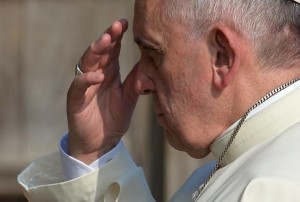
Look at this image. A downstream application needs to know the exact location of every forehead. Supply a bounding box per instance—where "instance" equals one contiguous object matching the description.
[134,0,161,16]
[133,0,166,46]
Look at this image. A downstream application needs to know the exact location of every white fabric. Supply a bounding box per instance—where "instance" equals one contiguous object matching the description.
[59,81,300,181]
[198,122,300,201]
[224,80,300,133]
[60,134,123,180]
[17,82,300,201]
[211,81,300,166]
[170,84,300,201]
[171,123,300,202]
[18,144,154,202]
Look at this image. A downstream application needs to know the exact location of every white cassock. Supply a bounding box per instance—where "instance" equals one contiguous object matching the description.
[18,82,300,202]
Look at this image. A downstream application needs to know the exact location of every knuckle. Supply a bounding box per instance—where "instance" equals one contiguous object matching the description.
[82,73,90,82]
[90,41,98,51]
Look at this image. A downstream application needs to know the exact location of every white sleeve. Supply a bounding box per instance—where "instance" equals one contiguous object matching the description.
[59,133,123,180]
[18,139,155,202]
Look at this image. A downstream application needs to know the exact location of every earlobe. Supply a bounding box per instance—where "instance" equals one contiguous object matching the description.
[211,26,240,89]
[213,63,230,89]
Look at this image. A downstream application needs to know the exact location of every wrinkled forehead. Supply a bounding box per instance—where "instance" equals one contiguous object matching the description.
[134,0,163,24]
[133,0,168,40]
[134,0,162,13]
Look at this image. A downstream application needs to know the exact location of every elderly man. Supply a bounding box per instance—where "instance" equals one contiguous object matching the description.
[18,0,300,201]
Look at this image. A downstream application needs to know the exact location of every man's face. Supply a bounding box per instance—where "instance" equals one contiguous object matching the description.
[133,0,222,158]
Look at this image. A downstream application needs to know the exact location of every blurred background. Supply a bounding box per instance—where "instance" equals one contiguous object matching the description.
[0,1,212,201]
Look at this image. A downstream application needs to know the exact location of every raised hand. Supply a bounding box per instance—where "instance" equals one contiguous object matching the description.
[67,19,139,164]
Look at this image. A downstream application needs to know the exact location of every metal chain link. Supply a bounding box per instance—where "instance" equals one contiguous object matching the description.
[192,77,300,202]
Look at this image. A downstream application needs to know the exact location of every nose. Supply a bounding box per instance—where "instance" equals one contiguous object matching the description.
[134,62,156,95]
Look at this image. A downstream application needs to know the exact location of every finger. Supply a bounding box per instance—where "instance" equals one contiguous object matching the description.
[79,19,128,73]
[105,18,128,42]
[80,34,111,72]
[97,37,121,67]
[87,19,128,61]
[96,19,128,65]
[69,71,104,99]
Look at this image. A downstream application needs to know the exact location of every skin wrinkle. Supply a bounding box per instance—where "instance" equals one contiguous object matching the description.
[131,0,300,160]
[65,0,300,166]
[161,0,300,69]
[135,2,215,157]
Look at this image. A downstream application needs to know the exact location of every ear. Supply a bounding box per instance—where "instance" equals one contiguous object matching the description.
[209,25,241,89]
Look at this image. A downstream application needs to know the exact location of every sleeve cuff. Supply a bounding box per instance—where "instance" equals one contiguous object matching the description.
[59,133,123,180]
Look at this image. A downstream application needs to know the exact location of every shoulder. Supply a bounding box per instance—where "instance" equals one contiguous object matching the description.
[241,177,300,202]
[238,123,300,201]
[201,123,300,201]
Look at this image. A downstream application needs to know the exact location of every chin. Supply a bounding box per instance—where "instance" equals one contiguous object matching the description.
[164,130,184,151]
[185,149,210,159]
[165,130,210,159]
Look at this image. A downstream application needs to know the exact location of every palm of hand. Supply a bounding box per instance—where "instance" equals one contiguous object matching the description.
[66,19,138,164]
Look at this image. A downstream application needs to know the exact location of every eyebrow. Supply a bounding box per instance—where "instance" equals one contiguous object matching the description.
[134,36,161,51]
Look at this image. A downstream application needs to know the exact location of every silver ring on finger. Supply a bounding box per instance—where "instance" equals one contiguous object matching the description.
[75,63,84,76]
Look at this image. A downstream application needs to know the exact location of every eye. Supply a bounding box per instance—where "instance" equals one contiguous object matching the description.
[145,49,154,59]
[140,48,154,61]
[138,45,163,68]
[145,49,159,67]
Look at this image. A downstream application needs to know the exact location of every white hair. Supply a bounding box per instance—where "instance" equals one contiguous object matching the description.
[161,0,300,68]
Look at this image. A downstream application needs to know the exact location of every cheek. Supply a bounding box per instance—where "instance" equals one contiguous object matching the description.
[155,48,213,124]
[166,75,207,115]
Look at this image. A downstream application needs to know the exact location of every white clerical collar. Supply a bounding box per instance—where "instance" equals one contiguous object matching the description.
[210,80,300,166]
[225,80,300,133]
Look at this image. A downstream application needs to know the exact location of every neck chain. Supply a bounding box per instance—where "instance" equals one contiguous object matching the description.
[192,77,300,202]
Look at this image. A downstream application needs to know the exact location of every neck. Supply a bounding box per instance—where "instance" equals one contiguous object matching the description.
[226,66,300,131]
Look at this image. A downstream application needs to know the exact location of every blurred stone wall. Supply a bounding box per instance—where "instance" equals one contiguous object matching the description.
[0,1,211,201]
